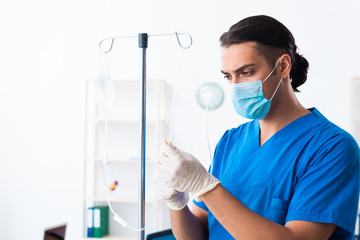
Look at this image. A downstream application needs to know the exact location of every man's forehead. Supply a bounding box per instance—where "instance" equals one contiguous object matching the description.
[221,43,265,72]
[221,42,262,60]
[222,41,258,51]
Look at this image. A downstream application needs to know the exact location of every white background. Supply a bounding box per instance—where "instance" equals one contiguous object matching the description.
[0,0,360,239]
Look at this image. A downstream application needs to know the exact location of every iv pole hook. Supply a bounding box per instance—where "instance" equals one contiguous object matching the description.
[99,38,114,54]
[99,32,193,53]
[175,31,193,49]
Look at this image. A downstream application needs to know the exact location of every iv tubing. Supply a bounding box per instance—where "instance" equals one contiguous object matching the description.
[204,102,213,162]
[107,200,145,232]
[168,85,177,142]
[101,105,144,232]
[167,48,214,163]
[103,112,111,185]
[192,47,213,163]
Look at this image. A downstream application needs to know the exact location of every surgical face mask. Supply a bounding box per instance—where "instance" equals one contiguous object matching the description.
[229,59,282,120]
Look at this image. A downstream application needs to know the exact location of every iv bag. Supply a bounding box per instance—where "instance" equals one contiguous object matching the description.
[96,53,115,108]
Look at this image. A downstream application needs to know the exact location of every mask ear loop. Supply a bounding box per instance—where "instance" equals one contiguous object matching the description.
[261,58,282,100]
[270,78,283,101]
[262,58,281,84]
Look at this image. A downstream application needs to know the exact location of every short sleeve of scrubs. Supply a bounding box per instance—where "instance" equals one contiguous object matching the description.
[286,133,360,236]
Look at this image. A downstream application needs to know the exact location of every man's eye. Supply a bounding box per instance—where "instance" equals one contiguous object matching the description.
[242,71,253,76]
[223,75,231,80]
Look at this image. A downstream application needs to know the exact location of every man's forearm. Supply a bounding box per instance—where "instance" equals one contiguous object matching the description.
[200,184,293,240]
[170,206,207,240]
[200,184,336,240]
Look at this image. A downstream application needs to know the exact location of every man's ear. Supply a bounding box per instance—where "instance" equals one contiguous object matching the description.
[279,54,292,79]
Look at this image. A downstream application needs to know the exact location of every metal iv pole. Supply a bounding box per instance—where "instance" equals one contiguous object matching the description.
[99,32,192,240]
[138,33,147,240]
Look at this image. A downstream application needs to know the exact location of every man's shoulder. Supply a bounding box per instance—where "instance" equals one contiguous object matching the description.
[226,120,255,135]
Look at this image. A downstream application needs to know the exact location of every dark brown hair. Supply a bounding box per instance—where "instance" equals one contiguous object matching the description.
[220,15,308,92]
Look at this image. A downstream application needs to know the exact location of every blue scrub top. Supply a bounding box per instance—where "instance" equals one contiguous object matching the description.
[194,108,360,240]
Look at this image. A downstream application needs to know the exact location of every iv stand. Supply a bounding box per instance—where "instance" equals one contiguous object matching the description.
[138,33,147,240]
[99,32,192,240]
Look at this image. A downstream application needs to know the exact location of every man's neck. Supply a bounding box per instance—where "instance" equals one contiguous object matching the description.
[258,91,310,146]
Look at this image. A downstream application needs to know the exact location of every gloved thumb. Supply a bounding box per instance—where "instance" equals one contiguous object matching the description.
[162,141,181,158]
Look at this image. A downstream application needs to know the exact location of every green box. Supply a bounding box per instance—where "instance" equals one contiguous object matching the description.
[90,206,109,238]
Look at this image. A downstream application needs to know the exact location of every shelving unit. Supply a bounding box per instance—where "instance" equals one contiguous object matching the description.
[83,79,170,238]
[351,77,360,239]
[351,77,360,145]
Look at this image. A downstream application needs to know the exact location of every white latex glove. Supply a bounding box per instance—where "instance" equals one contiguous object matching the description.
[153,173,189,210]
[157,142,220,201]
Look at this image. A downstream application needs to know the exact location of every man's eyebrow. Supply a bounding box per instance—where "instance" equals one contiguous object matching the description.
[221,63,256,74]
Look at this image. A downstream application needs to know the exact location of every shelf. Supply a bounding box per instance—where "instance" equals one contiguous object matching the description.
[88,79,165,85]
[73,235,137,240]
[93,118,166,125]
[86,118,166,125]
[88,196,156,203]
[94,158,155,164]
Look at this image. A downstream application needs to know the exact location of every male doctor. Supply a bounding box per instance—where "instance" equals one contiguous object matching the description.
[154,15,360,240]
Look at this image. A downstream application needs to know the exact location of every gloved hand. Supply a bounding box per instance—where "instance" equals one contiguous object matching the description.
[155,142,220,201]
[153,175,189,210]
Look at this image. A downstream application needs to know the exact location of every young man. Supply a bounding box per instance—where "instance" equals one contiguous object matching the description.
[154,15,360,240]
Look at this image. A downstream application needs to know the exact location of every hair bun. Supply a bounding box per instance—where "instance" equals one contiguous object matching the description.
[290,53,309,92]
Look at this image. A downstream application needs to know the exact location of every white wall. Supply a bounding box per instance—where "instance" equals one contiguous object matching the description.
[1,0,360,239]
